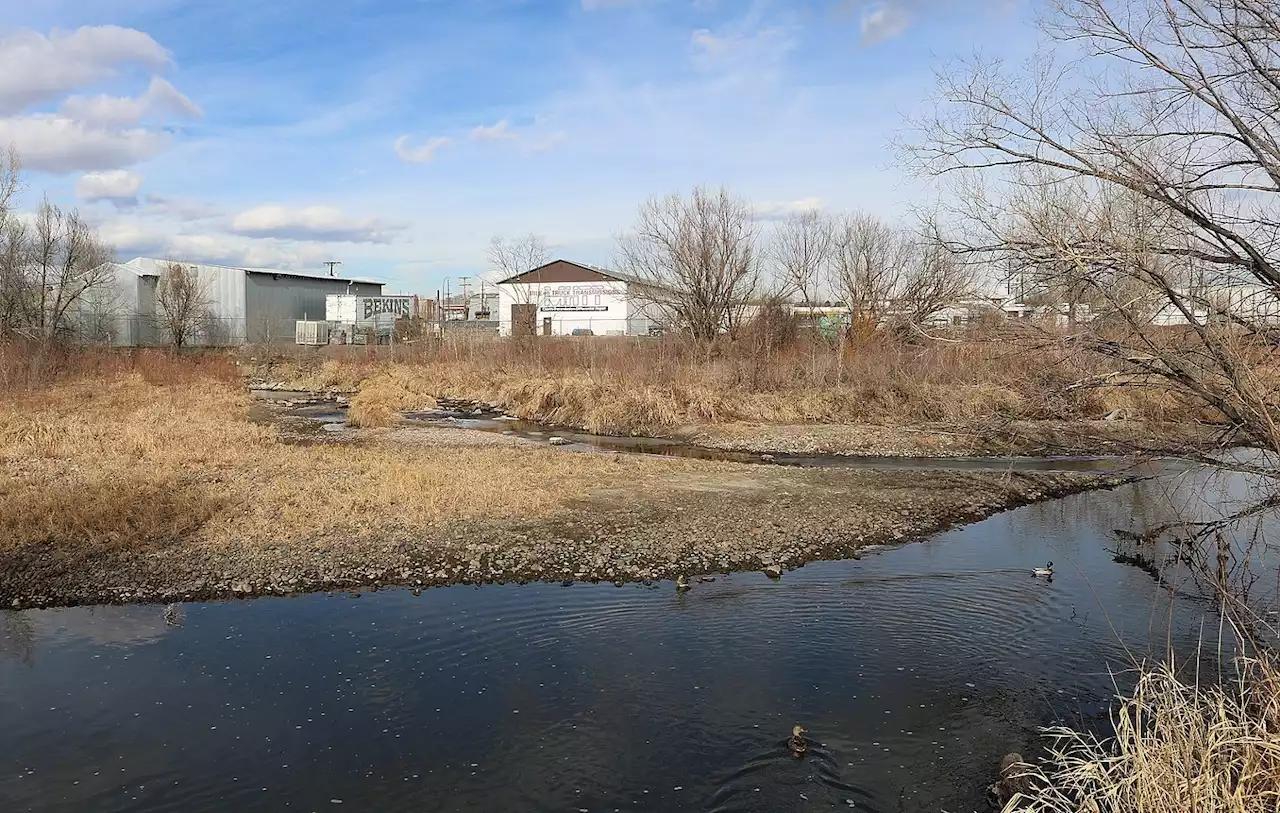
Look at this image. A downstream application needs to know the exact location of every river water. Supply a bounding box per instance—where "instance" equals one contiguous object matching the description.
[3,469,1276,813]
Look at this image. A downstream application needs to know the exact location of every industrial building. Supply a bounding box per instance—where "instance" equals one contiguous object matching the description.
[495,259,657,337]
[89,257,383,346]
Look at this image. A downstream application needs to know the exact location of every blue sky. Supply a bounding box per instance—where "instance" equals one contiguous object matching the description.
[3,0,1036,292]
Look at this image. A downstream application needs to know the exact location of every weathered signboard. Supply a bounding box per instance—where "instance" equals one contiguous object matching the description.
[362,297,412,320]
[325,294,412,327]
[538,283,615,313]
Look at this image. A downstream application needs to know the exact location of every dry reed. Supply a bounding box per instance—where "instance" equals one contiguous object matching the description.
[255,330,1193,435]
[1009,656,1280,813]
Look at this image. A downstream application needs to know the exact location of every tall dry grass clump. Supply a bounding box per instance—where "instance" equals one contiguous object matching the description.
[1010,656,1280,813]
[255,327,1196,435]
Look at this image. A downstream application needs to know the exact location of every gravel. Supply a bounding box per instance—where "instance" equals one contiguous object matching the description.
[0,468,1131,609]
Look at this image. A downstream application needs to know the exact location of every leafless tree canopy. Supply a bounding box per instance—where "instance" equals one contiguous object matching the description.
[488,233,550,280]
[0,155,115,342]
[903,0,1280,460]
[617,185,761,341]
[155,262,213,348]
[829,213,976,330]
[770,210,833,309]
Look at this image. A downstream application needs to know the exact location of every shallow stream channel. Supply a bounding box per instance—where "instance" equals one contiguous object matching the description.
[4,459,1276,812]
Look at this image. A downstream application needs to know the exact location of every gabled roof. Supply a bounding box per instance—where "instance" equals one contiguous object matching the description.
[495,258,640,286]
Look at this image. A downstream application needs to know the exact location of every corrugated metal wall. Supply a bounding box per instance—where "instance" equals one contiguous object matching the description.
[244,275,383,344]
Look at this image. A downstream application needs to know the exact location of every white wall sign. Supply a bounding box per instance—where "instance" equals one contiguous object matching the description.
[539,283,611,312]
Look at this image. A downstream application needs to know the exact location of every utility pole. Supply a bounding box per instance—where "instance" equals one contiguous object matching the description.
[324,261,342,277]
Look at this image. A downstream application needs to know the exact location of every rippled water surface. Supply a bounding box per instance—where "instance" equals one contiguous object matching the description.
[3,470,1276,813]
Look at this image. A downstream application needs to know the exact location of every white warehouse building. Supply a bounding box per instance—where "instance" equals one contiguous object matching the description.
[495,259,657,337]
[88,257,383,345]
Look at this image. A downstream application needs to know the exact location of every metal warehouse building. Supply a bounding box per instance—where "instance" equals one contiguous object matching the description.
[495,259,657,337]
[93,257,383,345]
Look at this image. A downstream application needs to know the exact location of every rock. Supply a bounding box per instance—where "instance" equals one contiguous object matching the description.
[763,564,783,580]
[548,436,570,446]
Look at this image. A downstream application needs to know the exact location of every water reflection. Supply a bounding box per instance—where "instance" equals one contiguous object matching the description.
[1,473,1270,813]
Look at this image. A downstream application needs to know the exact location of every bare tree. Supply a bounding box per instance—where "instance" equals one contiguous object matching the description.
[617,185,761,341]
[0,146,18,219]
[155,262,213,348]
[487,233,550,304]
[770,210,833,311]
[893,238,979,329]
[903,0,1280,458]
[830,213,914,328]
[26,200,115,340]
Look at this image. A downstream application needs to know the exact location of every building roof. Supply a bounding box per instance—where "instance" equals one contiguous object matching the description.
[121,257,382,285]
[494,258,641,286]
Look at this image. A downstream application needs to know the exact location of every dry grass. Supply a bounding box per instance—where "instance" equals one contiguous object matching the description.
[254,330,1196,436]
[1011,657,1280,813]
[0,352,691,552]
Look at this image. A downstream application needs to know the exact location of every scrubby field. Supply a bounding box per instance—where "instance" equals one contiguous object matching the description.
[0,344,1120,608]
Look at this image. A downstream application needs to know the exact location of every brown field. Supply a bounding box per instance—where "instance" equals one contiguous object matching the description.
[0,347,699,554]
[0,342,1120,608]
[249,329,1198,440]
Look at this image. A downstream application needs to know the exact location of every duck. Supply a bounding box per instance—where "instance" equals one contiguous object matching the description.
[1032,561,1054,577]
[787,725,808,758]
[675,574,692,592]
[986,752,1032,807]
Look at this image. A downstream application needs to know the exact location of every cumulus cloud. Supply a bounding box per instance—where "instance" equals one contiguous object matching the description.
[229,205,405,244]
[754,197,824,221]
[0,26,171,115]
[0,115,168,173]
[471,119,516,141]
[75,169,142,203]
[394,134,451,164]
[61,76,202,128]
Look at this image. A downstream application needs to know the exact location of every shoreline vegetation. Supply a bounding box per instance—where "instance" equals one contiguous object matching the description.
[0,345,1129,609]
[248,331,1222,459]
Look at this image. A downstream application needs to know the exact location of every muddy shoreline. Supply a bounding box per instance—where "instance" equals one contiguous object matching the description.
[1,469,1131,610]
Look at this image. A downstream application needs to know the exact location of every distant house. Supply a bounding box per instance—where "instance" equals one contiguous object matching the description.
[494,259,658,337]
[85,257,383,346]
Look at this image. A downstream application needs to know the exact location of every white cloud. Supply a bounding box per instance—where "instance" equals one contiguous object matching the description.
[859,3,915,45]
[0,114,168,173]
[0,26,171,115]
[97,215,354,271]
[142,194,223,221]
[691,29,727,55]
[61,76,202,128]
[471,119,516,141]
[75,169,142,202]
[229,205,405,244]
[394,134,451,164]
[754,197,824,220]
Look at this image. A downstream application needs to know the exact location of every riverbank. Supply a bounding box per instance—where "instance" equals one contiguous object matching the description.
[0,360,1129,609]
[247,342,1218,457]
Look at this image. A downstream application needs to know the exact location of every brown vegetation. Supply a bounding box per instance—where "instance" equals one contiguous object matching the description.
[1008,656,1280,813]
[253,329,1198,439]
[0,347,693,554]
